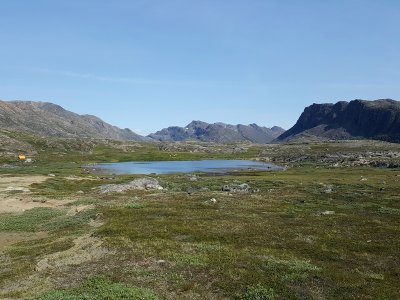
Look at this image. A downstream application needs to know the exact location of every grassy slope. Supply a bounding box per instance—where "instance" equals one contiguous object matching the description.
[0,133,399,299]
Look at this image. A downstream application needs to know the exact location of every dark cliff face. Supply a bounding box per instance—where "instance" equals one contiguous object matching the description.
[149,121,285,143]
[278,99,400,142]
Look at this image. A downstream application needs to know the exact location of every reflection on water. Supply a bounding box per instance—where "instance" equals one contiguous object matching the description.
[93,159,282,175]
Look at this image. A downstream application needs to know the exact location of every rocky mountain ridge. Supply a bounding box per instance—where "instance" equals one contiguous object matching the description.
[0,100,147,141]
[277,99,400,143]
[148,121,285,143]
[3,99,398,144]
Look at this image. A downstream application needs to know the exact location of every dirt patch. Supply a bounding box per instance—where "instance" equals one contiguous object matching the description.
[35,234,111,272]
[64,175,96,181]
[0,175,48,190]
[0,175,77,213]
[0,194,75,214]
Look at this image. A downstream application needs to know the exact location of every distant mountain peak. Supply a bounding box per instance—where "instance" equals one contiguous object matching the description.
[149,121,285,143]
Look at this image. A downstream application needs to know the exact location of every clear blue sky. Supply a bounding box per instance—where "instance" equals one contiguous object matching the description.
[1,0,399,135]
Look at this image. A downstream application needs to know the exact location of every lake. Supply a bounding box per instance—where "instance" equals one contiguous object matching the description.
[92,159,282,175]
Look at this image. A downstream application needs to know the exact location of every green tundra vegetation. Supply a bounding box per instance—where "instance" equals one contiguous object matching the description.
[0,131,399,299]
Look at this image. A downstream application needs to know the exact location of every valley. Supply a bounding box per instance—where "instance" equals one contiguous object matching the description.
[0,133,399,299]
[2,0,400,297]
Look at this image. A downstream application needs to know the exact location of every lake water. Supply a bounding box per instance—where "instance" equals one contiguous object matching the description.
[93,160,282,175]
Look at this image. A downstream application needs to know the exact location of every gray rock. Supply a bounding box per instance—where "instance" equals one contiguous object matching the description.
[100,177,163,194]
[129,177,163,190]
[321,211,335,215]
[188,175,198,181]
[222,183,254,193]
[157,259,166,265]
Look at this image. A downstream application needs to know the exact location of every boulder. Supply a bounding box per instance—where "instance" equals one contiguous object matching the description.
[100,177,163,194]
[222,183,254,193]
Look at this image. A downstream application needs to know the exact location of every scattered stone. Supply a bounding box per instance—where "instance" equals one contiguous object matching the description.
[222,185,231,192]
[186,186,209,195]
[186,187,196,195]
[157,259,166,265]
[76,190,84,194]
[319,183,334,194]
[48,173,56,177]
[321,210,335,215]
[188,175,198,181]
[222,183,256,193]
[203,198,217,205]
[360,177,368,181]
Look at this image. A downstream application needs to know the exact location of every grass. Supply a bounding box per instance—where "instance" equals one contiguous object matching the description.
[0,138,399,299]
[0,208,63,231]
[0,207,99,233]
[378,206,400,215]
[30,177,102,198]
[43,208,100,231]
[125,203,146,209]
[239,285,276,300]
[35,277,159,300]
[92,165,399,299]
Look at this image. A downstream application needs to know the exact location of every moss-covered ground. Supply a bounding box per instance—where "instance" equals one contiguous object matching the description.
[0,135,399,299]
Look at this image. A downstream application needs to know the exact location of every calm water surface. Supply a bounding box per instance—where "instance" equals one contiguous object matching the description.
[94,160,282,175]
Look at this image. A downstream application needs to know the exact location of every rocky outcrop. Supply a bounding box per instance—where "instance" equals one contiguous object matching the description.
[100,177,163,194]
[277,99,400,143]
[149,121,285,143]
[0,100,147,141]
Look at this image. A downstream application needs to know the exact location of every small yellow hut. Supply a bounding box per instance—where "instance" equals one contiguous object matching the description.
[18,154,26,161]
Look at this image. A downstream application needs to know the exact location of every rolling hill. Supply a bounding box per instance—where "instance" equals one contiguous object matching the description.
[0,100,147,141]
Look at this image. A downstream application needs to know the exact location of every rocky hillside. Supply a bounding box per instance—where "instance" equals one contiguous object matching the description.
[149,121,285,143]
[0,100,147,141]
[277,99,400,143]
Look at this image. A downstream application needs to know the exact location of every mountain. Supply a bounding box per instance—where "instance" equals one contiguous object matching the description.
[149,121,285,143]
[277,99,400,143]
[0,100,147,141]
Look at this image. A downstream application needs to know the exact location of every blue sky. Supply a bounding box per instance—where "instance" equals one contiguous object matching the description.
[1,0,399,135]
